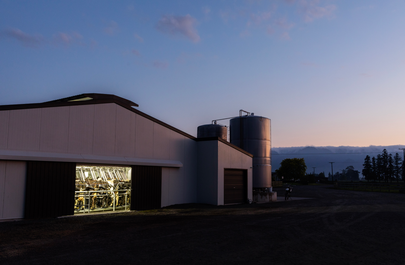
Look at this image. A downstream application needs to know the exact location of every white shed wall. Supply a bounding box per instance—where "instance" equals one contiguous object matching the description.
[217,141,253,205]
[0,161,26,220]
[0,103,199,209]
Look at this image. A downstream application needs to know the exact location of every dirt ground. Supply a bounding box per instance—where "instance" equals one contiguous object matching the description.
[2,184,405,265]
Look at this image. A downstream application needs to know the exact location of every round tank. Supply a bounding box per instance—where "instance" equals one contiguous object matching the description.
[197,124,227,141]
[230,115,271,188]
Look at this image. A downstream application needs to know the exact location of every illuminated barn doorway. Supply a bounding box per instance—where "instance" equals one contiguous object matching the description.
[74,165,132,214]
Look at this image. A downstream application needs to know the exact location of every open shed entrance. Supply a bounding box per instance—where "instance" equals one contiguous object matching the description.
[74,165,132,214]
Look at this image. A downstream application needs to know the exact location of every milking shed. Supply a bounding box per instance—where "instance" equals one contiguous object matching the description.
[0,93,255,220]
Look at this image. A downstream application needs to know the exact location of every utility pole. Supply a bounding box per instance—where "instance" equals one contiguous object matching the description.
[312,167,316,174]
[329,162,334,182]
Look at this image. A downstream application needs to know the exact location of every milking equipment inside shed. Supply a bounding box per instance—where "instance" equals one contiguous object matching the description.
[197,110,277,203]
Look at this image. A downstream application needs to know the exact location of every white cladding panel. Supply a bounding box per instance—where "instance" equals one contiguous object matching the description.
[162,167,182,206]
[135,115,154,158]
[0,111,9,149]
[8,109,41,151]
[68,105,95,154]
[40,106,70,153]
[0,161,26,220]
[115,105,136,157]
[93,104,116,155]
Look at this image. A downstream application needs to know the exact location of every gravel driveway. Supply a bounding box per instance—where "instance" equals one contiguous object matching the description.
[1,184,405,265]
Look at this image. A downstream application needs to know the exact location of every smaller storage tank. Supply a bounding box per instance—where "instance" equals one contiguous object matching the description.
[197,124,227,141]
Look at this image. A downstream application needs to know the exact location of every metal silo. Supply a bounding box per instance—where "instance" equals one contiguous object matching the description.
[197,124,228,141]
[230,113,271,188]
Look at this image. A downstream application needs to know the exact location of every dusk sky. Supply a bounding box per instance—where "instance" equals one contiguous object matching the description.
[1,0,404,148]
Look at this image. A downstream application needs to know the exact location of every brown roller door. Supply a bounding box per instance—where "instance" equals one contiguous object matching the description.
[224,169,247,204]
[131,166,161,210]
[25,161,76,219]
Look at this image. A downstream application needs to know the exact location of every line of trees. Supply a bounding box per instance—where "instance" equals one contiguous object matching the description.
[329,166,360,181]
[362,149,403,182]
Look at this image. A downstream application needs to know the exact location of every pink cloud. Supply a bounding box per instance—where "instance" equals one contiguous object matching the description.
[299,0,336,22]
[240,30,250,38]
[202,7,211,15]
[132,49,140,56]
[275,18,294,30]
[89,39,98,49]
[156,14,200,42]
[104,20,119,35]
[248,11,272,26]
[280,32,291,40]
[1,28,43,47]
[266,26,275,35]
[134,33,143,42]
[153,61,168,69]
[52,32,82,46]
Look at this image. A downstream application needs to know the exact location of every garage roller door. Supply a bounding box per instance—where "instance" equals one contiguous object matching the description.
[224,169,247,204]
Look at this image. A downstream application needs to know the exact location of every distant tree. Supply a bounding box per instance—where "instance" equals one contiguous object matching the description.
[380,149,392,182]
[318,172,325,179]
[402,158,405,181]
[387,154,394,182]
[334,171,341,181]
[376,154,383,181]
[343,166,359,181]
[372,156,377,182]
[393,153,402,183]
[362,155,372,181]
[275,158,307,182]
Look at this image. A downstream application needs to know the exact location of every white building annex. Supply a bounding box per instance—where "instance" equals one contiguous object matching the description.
[0,93,253,220]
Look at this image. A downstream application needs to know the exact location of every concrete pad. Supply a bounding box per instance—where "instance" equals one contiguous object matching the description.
[276,196,313,201]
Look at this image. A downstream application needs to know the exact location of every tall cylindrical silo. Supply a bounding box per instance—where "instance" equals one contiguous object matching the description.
[230,115,271,188]
[197,124,228,141]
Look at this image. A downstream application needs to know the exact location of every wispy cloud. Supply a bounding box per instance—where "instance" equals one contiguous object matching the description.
[280,32,291,40]
[283,0,296,4]
[52,32,82,46]
[156,14,200,42]
[266,26,275,35]
[103,20,119,35]
[240,29,250,38]
[134,33,144,43]
[89,39,98,49]
[275,18,294,30]
[132,49,140,56]
[247,11,272,26]
[153,60,168,69]
[298,0,336,22]
[202,7,211,15]
[0,28,43,47]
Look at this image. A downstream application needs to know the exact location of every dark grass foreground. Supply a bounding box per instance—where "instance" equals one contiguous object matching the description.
[1,185,405,265]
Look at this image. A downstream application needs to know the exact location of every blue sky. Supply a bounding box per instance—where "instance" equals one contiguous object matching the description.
[1,0,405,147]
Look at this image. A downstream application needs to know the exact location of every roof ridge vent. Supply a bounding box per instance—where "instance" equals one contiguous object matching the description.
[68,96,93,102]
